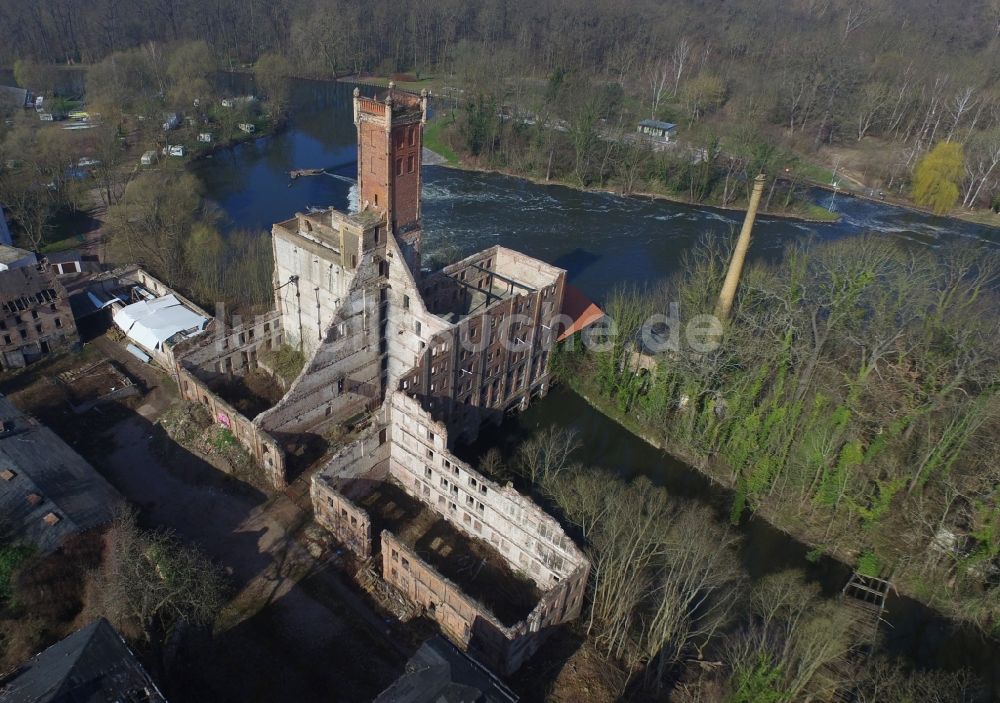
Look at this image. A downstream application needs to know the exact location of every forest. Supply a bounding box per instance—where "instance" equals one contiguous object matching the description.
[477,425,986,700]
[552,234,1000,651]
[2,0,1000,215]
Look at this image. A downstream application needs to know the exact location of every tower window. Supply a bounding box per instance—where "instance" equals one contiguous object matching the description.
[408,126,416,146]
[407,155,414,173]
[396,158,403,176]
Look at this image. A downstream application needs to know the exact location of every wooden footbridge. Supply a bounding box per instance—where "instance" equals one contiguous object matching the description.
[822,572,894,702]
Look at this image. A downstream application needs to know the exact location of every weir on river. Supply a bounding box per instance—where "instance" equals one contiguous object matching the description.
[191,75,1000,694]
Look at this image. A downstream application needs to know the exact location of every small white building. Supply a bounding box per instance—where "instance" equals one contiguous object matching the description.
[637,119,677,142]
[197,133,212,143]
[238,123,256,134]
[221,96,256,109]
[167,145,185,157]
[140,150,158,166]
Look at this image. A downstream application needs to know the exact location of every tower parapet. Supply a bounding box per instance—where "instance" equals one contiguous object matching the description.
[353,84,429,267]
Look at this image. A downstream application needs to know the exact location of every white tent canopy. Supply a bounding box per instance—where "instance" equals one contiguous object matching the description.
[113,294,208,351]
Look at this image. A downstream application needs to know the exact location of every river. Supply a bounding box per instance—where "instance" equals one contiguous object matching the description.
[193,76,1000,691]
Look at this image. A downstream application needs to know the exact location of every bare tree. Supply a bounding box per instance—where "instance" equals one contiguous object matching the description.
[93,509,228,646]
[946,86,979,142]
[514,426,580,485]
[671,37,692,98]
[843,0,877,39]
[962,129,1000,208]
[856,82,890,140]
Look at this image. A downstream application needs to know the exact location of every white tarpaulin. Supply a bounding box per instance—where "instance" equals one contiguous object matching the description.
[113,294,207,351]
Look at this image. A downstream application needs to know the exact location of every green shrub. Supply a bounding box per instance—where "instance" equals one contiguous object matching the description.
[0,544,35,605]
[857,549,881,577]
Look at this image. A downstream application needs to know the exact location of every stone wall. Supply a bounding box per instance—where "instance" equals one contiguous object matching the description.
[400,247,565,443]
[257,247,384,436]
[175,310,282,380]
[309,388,589,674]
[383,232,451,392]
[380,529,587,675]
[313,477,375,559]
[271,211,370,355]
[388,392,586,591]
[176,366,286,489]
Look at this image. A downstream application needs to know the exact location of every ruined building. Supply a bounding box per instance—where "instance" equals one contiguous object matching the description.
[166,86,591,674]
[0,263,78,369]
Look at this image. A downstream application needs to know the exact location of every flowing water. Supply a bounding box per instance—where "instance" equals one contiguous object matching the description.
[193,76,1000,690]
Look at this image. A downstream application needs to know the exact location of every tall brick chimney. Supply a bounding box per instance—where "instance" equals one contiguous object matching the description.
[353,84,428,237]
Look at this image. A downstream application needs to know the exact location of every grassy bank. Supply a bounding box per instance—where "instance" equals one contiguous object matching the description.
[554,350,1000,640]
[422,114,459,165]
[551,239,1000,640]
[423,113,841,224]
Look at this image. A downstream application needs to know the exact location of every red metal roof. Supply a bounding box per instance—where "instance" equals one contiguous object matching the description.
[558,284,604,341]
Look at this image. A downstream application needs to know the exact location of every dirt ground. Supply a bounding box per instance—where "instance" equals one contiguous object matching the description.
[359,479,541,626]
[1,340,407,702]
[1,339,614,702]
[208,367,286,419]
[104,416,405,702]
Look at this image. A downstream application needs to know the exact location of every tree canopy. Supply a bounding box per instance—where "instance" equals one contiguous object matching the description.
[913,142,965,214]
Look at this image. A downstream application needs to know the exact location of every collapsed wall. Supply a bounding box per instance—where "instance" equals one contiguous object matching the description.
[311,390,589,675]
[401,246,565,443]
[172,311,287,488]
[258,243,383,437]
[175,367,286,488]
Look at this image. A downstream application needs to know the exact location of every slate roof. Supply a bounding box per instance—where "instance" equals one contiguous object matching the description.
[638,119,677,131]
[374,637,518,703]
[0,245,34,266]
[0,618,166,702]
[0,265,63,315]
[0,394,122,553]
[0,86,29,110]
[44,249,83,265]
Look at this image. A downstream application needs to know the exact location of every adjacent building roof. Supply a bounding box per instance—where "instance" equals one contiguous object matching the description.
[638,119,677,131]
[0,394,122,553]
[44,249,83,265]
[558,283,605,341]
[0,618,166,703]
[0,245,36,270]
[0,85,29,110]
[0,265,63,315]
[69,278,131,320]
[0,209,12,247]
[113,294,208,352]
[374,637,518,703]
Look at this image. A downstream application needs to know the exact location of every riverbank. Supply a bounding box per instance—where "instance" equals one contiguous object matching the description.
[433,155,842,224]
[554,359,999,645]
[423,119,840,224]
[805,179,1000,231]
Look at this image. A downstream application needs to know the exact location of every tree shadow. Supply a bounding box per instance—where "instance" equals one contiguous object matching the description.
[510,627,587,703]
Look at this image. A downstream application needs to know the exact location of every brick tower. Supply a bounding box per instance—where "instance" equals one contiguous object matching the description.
[353,84,428,271]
